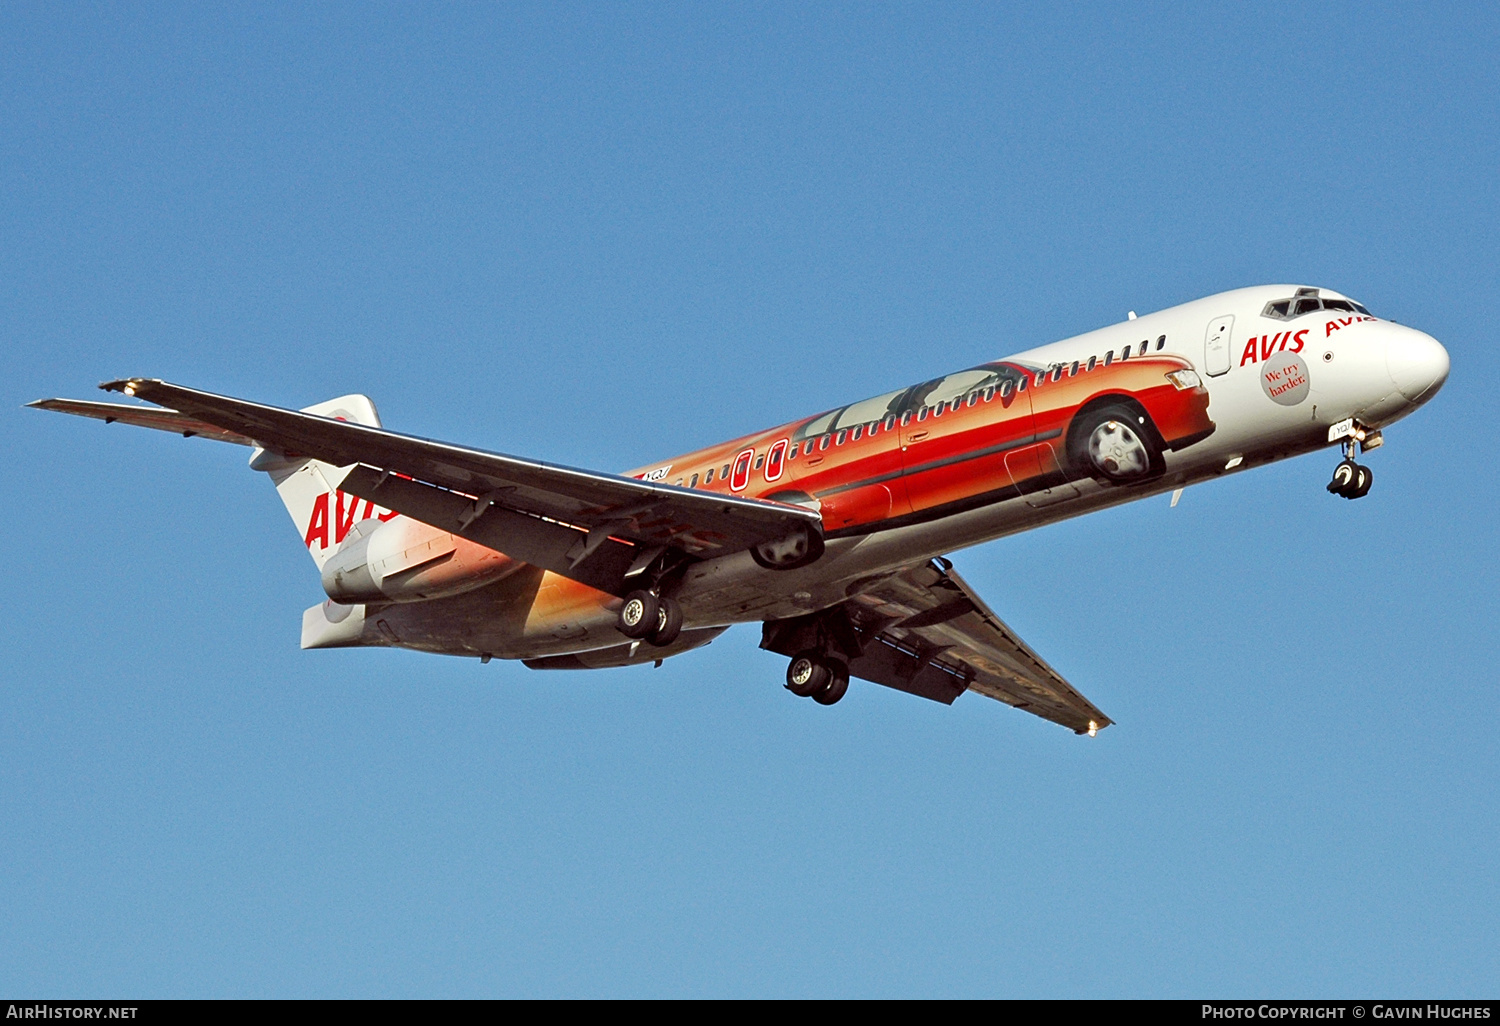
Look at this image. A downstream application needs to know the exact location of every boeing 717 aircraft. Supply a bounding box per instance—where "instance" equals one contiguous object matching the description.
[32,285,1449,734]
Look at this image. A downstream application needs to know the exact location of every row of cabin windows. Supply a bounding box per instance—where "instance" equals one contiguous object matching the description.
[676,334,1170,487]
[910,334,1170,420]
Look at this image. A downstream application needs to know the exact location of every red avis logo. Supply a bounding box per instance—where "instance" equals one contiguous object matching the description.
[1240,330,1308,367]
[305,491,397,550]
[1326,314,1376,336]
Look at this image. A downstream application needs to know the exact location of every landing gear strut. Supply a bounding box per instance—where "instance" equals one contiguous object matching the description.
[785,649,849,705]
[1327,438,1374,500]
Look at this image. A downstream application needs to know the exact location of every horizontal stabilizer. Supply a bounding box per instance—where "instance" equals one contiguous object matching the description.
[26,398,256,446]
[85,378,825,596]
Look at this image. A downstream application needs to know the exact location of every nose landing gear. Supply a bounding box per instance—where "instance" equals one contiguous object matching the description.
[1326,438,1374,500]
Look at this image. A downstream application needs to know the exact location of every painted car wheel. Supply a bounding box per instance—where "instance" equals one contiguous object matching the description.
[1069,404,1163,484]
[1087,420,1151,480]
[751,523,826,571]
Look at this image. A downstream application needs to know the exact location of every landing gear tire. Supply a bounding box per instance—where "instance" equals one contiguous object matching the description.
[1327,459,1373,500]
[1069,404,1164,484]
[646,597,683,647]
[786,650,830,697]
[617,590,660,639]
[1327,459,1358,496]
[1352,464,1373,499]
[811,664,849,706]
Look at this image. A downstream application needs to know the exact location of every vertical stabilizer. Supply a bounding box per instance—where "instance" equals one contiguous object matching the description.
[249,394,387,570]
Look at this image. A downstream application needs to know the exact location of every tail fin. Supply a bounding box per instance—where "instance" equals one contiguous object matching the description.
[248,394,387,570]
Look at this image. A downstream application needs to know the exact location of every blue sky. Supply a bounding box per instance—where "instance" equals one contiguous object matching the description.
[2,2,1496,997]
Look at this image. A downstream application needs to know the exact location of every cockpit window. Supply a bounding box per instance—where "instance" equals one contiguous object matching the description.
[1262,290,1374,320]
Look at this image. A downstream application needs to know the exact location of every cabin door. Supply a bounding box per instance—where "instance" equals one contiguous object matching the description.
[1204,315,1234,377]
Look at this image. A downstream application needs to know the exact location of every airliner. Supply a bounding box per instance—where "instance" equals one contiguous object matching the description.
[31,285,1449,735]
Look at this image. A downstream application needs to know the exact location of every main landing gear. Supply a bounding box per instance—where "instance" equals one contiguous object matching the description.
[1326,437,1374,500]
[784,650,850,705]
[616,589,684,647]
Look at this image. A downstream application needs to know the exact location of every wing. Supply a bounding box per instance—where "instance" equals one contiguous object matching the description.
[762,559,1112,734]
[37,379,824,597]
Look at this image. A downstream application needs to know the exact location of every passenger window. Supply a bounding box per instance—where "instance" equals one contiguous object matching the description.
[1017,377,1027,392]
[1294,297,1322,315]
[917,407,929,422]
[1138,341,1148,357]
[819,434,831,451]
[999,380,1012,397]
[851,424,863,441]
[766,439,787,480]
[1087,355,1097,371]
[1104,351,1113,366]
[933,402,944,418]
[721,464,731,479]
[1070,361,1079,376]
[884,414,897,431]
[983,386,995,402]
[690,473,699,487]
[705,468,715,483]
[786,445,797,461]
[900,411,912,427]
[867,421,878,437]
[1050,366,1063,382]
[835,430,847,446]
[803,440,814,456]
[730,451,753,491]
[674,478,683,486]
[1119,347,1130,361]
[754,454,765,469]
[1156,335,1166,350]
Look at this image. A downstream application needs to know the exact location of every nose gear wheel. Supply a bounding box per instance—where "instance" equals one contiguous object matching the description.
[1327,439,1374,500]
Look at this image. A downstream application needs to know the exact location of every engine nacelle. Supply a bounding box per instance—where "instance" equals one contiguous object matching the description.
[321,518,515,603]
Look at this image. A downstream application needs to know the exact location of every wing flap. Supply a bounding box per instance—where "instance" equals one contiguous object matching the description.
[849,562,1111,732]
[764,560,1111,733]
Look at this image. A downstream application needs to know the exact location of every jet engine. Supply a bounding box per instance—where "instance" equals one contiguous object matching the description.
[321,517,516,603]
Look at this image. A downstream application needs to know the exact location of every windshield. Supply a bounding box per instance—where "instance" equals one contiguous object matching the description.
[1263,289,1372,320]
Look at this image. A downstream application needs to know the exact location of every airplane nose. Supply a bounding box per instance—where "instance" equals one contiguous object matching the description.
[1386,330,1450,403]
